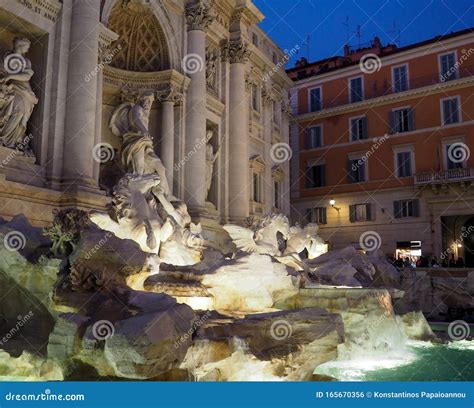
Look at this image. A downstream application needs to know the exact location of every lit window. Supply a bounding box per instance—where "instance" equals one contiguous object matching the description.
[349,203,373,222]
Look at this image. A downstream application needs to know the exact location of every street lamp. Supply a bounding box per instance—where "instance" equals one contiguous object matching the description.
[330,198,340,212]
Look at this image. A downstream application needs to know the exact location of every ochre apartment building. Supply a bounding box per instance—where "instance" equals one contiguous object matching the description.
[288,28,474,265]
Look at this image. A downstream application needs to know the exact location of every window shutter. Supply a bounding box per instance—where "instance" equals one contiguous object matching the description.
[320,164,326,187]
[413,199,420,217]
[347,160,355,183]
[366,203,375,221]
[393,200,401,218]
[408,108,415,131]
[362,117,368,139]
[389,111,395,134]
[305,167,313,188]
[349,205,356,222]
[350,119,357,141]
[304,129,310,149]
[322,207,327,224]
[305,209,312,224]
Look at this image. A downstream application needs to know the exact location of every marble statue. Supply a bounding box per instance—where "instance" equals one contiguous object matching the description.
[205,129,221,200]
[109,90,171,197]
[284,223,327,260]
[224,214,328,271]
[0,37,38,153]
[206,48,218,91]
[223,213,291,256]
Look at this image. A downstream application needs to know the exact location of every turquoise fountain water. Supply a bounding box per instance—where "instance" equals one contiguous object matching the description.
[314,340,474,381]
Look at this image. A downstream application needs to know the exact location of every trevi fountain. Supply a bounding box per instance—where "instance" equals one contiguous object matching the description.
[0,22,473,382]
[0,86,473,381]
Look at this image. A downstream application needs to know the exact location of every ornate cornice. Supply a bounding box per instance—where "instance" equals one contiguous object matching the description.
[156,84,184,104]
[185,2,214,32]
[221,40,251,64]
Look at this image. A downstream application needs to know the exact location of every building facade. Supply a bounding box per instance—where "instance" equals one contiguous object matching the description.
[288,29,474,265]
[0,0,291,243]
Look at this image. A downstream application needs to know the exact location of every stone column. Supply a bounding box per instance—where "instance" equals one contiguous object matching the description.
[157,86,182,196]
[223,40,251,223]
[62,0,100,191]
[184,2,213,213]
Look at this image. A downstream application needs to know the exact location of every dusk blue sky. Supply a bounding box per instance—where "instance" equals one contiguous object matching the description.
[253,0,474,67]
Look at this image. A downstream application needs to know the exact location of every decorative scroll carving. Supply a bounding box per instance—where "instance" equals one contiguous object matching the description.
[156,84,183,104]
[185,2,214,32]
[221,40,251,64]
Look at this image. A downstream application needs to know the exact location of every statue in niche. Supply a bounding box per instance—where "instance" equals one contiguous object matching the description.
[109,90,171,197]
[94,89,207,264]
[205,48,218,91]
[205,129,222,201]
[0,37,38,154]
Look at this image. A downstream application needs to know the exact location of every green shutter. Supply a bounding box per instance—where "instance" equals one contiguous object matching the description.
[349,205,356,222]
[362,116,368,139]
[408,108,415,131]
[413,199,420,217]
[394,200,401,218]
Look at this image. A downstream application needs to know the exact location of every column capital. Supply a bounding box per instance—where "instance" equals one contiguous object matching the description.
[221,40,251,64]
[156,85,183,105]
[186,2,214,32]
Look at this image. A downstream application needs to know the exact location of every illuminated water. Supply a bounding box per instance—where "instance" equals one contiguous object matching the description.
[315,340,474,381]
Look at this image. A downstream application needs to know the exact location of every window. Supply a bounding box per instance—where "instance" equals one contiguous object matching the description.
[252,33,259,47]
[306,207,327,224]
[394,199,419,218]
[393,65,408,92]
[396,151,413,177]
[349,77,363,103]
[305,126,322,149]
[273,180,281,209]
[441,97,460,125]
[390,108,415,133]
[272,51,278,64]
[446,144,465,169]
[350,116,368,141]
[306,163,326,188]
[349,203,374,222]
[251,84,260,112]
[273,101,280,125]
[252,172,263,203]
[347,158,367,183]
[309,87,322,112]
[439,52,457,82]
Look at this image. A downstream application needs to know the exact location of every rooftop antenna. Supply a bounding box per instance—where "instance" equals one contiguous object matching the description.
[302,34,311,60]
[354,24,363,48]
[388,20,401,46]
[342,16,350,44]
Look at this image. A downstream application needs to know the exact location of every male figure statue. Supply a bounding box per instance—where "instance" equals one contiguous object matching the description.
[110,91,171,197]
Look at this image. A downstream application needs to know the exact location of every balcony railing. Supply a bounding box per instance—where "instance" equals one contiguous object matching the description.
[415,168,474,185]
[311,64,474,112]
